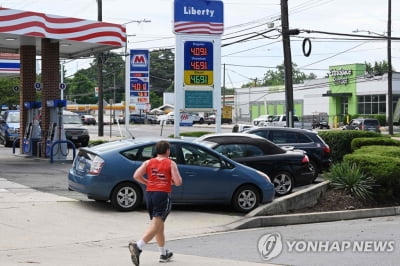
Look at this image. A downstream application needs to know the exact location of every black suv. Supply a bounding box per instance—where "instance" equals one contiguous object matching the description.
[245,127,331,179]
[342,118,381,133]
[63,111,90,147]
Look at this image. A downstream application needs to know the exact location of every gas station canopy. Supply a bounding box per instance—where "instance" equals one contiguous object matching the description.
[0,7,126,58]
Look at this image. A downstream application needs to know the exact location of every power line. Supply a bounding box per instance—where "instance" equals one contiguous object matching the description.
[299,41,369,68]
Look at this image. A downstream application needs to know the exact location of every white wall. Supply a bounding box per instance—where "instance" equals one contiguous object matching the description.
[163,92,175,106]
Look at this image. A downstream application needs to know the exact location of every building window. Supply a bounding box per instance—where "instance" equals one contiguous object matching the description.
[357,94,386,115]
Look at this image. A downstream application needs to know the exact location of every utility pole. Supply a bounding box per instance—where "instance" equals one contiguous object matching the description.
[223,63,226,106]
[97,0,104,136]
[387,0,393,135]
[281,0,294,127]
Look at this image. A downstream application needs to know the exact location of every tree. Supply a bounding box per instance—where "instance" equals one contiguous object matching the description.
[149,49,175,95]
[365,60,392,76]
[67,71,97,104]
[241,62,317,88]
[149,91,162,109]
[0,77,20,107]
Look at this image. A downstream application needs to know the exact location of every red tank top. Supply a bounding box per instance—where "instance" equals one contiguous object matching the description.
[146,158,173,192]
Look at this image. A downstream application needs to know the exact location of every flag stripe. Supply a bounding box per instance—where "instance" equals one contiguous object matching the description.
[174,21,223,34]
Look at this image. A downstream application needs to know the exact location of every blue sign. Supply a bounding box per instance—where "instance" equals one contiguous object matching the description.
[174,0,224,34]
[130,49,149,72]
[184,41,213,70]
[130,49,150,104]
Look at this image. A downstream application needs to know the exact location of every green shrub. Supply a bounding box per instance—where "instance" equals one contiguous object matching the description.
[169,131,213,138]
[352,145,400,158]
[344,151,400,202]
[324,161,375,201]
[318,130,381,163]
[89,139,108,146]
[351,137,399,151]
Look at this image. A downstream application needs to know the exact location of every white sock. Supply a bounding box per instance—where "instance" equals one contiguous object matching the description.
[159,246,166,256]
[137,239,146,250]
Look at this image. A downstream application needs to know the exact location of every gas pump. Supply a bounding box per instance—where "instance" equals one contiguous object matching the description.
[22,101,42,156]
[46,99,68,160]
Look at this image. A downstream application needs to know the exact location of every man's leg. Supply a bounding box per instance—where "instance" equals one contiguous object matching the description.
[155,219,165,247]
[129,217,164,266]
[142,217,164,243]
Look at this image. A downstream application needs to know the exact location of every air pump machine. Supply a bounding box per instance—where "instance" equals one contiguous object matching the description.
[22,101,42,156]
[46,99,68,160]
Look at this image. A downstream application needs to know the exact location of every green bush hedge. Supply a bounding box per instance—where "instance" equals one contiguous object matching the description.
[318,130,381,163]
[171,131,213,138]
[344,146,400,202]
[351,136,399,151]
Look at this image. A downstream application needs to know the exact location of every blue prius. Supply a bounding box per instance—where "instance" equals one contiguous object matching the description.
[68,138,275,213]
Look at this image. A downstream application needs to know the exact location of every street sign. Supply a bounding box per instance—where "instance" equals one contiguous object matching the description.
[13,85,19,93]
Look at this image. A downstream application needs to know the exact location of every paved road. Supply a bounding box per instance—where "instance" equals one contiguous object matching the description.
[164,216,400,266]
[87,123,235,139]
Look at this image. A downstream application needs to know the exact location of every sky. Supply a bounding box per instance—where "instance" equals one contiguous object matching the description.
[0,0,399,88]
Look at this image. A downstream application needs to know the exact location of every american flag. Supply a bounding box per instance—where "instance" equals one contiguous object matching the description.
[0,8,126,47]
[174,21,223,35]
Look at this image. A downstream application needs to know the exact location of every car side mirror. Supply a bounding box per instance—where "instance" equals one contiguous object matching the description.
[220,159,234,169]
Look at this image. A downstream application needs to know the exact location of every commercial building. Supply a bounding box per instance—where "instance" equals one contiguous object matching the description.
[234,63,400,127]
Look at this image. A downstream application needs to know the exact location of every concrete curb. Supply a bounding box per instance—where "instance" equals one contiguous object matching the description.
[225,179,400,230]
[247,180,330,216]
[227,206,400,230]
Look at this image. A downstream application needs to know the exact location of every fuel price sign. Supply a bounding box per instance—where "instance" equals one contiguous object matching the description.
[184,41,213,86]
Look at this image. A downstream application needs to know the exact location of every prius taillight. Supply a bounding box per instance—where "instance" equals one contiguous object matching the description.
[89,156,105,175]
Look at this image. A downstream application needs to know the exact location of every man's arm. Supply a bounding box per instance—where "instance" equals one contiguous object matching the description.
[133,160,149,185]
[170,161,183,186]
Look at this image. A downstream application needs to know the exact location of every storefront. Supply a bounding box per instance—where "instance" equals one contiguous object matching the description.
[234,63,400,127]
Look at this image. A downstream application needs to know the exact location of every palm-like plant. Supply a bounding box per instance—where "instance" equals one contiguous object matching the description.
[325,162,376,201]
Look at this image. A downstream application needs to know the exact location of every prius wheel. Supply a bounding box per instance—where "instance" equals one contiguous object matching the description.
[111,182,142,211]
[272,171,294,196]
[232,185,260,213]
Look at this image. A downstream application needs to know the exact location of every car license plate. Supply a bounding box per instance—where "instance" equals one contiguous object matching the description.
[72,136,78,140]
[77,161,85,171]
